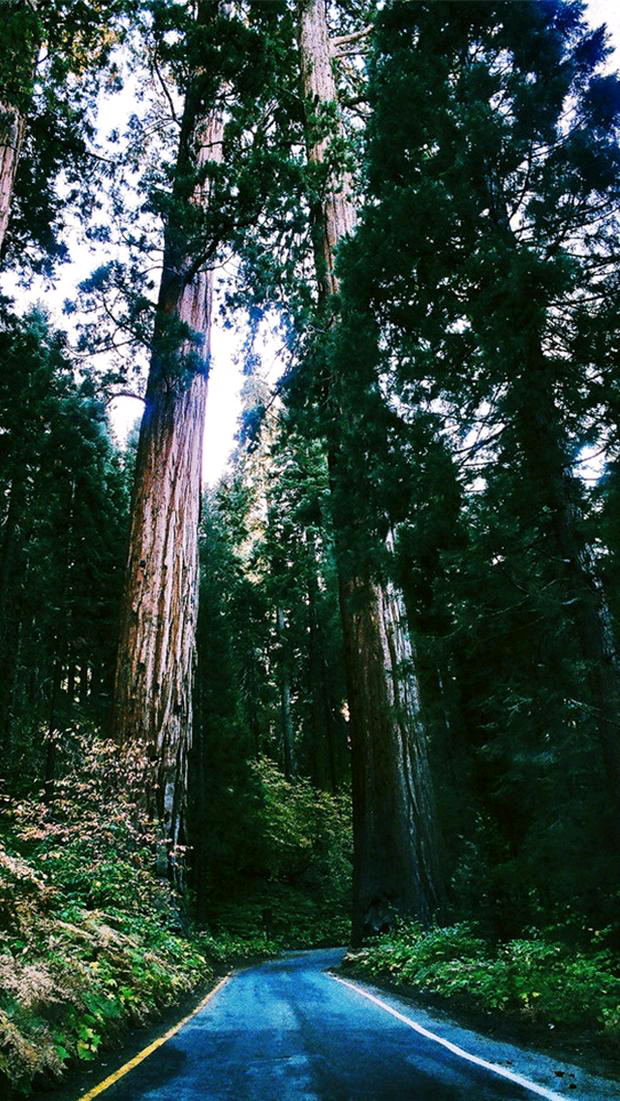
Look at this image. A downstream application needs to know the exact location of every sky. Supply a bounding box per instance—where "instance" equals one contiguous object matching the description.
[587,0,620,57]
[3,0,620,487]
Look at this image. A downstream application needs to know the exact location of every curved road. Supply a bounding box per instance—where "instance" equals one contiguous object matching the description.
[93,949,583,1100]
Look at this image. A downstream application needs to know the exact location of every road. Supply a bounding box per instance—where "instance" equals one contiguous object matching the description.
[84,947,592,1101]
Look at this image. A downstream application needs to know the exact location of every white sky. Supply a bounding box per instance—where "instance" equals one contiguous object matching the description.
[587,0,620,61]
[2,0,618,487]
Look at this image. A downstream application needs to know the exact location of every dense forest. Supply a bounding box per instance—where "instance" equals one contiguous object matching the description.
[2,0,620,1095]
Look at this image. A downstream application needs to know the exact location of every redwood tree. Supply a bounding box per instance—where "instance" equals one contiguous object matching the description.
[113,4,226,879]
[113,0,295,879]
[297,0,444,940]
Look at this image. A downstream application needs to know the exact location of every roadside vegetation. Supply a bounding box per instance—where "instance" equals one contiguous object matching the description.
[0,735,351,1096]
[344,921,620,1049]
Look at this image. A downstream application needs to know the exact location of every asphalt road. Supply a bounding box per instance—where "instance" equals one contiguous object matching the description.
[92,948,574,1101]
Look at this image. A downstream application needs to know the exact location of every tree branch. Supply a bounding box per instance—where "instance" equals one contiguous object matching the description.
[106,389,146,406]
[330,25,372,53]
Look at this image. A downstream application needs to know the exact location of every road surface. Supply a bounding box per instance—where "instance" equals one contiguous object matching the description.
[87,948,593,1100]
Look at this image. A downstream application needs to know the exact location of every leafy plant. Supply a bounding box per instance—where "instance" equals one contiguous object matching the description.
[344,921,620,1038]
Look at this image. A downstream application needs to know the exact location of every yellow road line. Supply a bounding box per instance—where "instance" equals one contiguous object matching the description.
[77,974,231,1101]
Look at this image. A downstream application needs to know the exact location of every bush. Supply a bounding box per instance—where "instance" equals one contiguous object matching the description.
[343,920,620,1035]
[201,757,352,948]
[0,735,280,1097]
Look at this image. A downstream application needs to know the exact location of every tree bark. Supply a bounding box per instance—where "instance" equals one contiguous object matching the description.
[113,72,224,882]
[0,100,25,256]
[298,0,444,941]
[0,0,38,257]
[0,470,25,620]
[276,605,296,777]
[0,471,25,751]
[305,530,341,791]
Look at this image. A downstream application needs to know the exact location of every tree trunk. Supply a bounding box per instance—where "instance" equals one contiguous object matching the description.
[305,531,340,791]
[276,605,296,777]
[342,575,443,940]
[298,0,355,301]
[0,470,25,619]
[43,658,62,802]
[0,471,28,751]
[0,0,37,258]
[0,101,25,256]
[79,663,89,706]
[298,0,444,941]
[113,79,224,883]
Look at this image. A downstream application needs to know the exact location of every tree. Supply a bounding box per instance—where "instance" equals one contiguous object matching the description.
[112,1,228,880]
[112,0,306,880]
[338,0,620,924]
[297,0,444,940]
[0,304,130,789]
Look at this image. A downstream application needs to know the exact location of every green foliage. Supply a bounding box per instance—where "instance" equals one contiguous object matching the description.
[190,421,351,936]
[327,0,620,932]
[345,921,620,1038]
[1,1,137,270]
[193,751,352,948]
[0,726,350,1095]
[236,757,352,945]
[0,731,282,1097]
[0,305,131,790]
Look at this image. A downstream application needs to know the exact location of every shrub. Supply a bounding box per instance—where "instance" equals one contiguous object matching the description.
[343,920,620,1035]
[0,735,279,1097]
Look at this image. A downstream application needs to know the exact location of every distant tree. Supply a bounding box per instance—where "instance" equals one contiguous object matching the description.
[0,304,130,790]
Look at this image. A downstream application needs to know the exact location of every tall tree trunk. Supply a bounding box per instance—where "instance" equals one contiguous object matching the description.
[43,658,62,802]
[305,531,340,791]
[0,472,24,753]
[298,0,444,942]
[0,100,25,256]
[113,72,224,882]
[0,0,38,258]
[276,605,296,777]
[79,663,89,706]
[0,470,25,619]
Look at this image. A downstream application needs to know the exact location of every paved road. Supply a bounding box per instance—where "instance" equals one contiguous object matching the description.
[95,948,571,1101]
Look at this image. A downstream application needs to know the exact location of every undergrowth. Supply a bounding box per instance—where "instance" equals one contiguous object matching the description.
[0,735,283,1098]
[343,920,620,1041]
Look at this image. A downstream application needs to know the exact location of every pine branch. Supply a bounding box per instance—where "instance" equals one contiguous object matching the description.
[151,49,182,128]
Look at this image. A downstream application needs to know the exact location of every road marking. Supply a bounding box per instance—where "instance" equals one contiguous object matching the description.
[328,973,567,1101]
[77,974,231,1101]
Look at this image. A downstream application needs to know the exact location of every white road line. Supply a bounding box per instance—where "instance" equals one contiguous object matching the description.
[328,972,567,1101]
